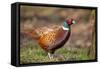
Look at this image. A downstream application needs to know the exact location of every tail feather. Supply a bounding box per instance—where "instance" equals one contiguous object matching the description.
[21,29,40,40]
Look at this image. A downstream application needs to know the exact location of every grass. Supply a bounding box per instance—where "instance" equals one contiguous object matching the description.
[20,43,91,64]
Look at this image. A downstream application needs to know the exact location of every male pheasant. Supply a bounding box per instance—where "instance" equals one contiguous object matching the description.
[22,18,77,59]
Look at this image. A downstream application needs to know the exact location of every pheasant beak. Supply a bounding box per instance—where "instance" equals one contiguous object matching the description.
[72,19,77,24]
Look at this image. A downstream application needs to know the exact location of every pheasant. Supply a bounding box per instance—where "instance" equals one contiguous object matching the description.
[22,18,77,59]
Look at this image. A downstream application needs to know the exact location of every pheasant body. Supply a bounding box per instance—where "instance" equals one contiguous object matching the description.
[22,18,77,59]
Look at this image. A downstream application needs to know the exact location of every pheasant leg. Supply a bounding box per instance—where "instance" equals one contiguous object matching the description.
[48,53,54,59]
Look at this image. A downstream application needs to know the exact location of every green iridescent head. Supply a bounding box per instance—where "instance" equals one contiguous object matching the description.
[64,18,77,27]
[63,21,70,29]
[63,18,77,28]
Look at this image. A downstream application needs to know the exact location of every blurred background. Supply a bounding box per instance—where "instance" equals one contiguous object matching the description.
[20,5,96,64]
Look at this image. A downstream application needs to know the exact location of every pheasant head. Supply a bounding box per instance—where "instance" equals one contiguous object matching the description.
[63,18,77,30]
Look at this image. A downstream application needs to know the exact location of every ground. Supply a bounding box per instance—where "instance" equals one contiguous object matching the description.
[20,42,92,64]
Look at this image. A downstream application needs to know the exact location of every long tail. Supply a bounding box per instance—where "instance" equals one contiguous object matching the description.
[21,28,40,40]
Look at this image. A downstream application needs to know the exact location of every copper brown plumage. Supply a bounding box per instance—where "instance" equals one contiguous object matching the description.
[22,18,77,59]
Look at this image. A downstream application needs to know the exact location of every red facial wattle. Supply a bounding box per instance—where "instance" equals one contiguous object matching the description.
[66,19,73,25]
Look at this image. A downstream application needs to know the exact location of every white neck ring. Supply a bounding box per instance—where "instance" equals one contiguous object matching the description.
[62,26,69,30]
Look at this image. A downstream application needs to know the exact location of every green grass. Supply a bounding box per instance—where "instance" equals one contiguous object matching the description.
[20,43,91,64]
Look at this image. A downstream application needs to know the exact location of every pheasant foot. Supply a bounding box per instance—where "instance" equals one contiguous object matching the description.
[48,53,54,59]
[48,53,65,60]
[53,54,66,60]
